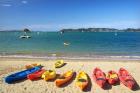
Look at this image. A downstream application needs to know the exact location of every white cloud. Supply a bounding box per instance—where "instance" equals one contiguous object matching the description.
[2,4,11,7]
[25,24,55,31]
[60,21,140,29]
[21,0,27,4]
[27,24,52,29]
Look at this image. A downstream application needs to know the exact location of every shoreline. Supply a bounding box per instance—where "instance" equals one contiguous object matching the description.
[0,57,140,93]
[1,54,140,61]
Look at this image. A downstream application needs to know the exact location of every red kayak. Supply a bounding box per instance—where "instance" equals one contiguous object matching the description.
[106,70,119,85]
[93,68,106,88]
[118,68,136,89]
[27,69,46,80]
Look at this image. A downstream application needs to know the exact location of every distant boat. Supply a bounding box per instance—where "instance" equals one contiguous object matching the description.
[60,31,64,34]
[37,32,40,35]
[20,28,31,39]
[20,35,31,38]
[115,32,118,36]
[63,42,70,46]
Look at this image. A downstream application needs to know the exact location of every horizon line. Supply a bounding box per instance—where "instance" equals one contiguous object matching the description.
[0,27,140,32]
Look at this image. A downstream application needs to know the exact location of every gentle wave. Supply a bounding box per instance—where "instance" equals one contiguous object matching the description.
[1,54,140,60]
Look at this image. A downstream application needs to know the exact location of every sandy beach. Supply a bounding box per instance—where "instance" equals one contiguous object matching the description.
[0,57,140,93]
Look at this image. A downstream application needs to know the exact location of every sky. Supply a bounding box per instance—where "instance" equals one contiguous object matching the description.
[0,0,140,31]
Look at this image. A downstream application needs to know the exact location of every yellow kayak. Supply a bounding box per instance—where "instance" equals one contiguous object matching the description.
[41,70,56,81]
[76,71,88,91]
[55,60,65,68]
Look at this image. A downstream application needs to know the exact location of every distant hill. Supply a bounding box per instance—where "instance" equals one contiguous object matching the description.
[0,30,21,32]
[60,28,140,32]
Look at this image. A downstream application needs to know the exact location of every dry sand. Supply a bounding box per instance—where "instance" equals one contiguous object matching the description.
[0,57,140,93]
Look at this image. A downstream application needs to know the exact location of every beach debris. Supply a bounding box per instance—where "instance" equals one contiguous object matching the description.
[24,87,27,90]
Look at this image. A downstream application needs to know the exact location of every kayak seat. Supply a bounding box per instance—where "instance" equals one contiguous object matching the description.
[96,78,106,81]
[59,76,65,79]
[125,79,134,82]
[78,78,86,82]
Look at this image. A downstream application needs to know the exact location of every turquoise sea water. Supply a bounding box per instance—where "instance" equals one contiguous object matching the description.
[0,31,140,59]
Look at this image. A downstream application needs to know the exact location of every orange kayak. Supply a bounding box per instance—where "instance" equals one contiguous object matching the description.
[106,70,119,85]
[93,68,106,88]
[118,68,136,89]
[25,63,41,69]
[55,70,74,87]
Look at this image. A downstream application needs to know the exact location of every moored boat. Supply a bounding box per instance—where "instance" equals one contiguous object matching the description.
[63,42,70,46]
[19,35,31,39]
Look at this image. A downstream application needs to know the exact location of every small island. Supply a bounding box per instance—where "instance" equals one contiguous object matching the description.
[60,28,140,32]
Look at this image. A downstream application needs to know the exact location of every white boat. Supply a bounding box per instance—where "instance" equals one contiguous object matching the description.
[63,42,70,46]
[115,32,118,36]
[60,31,64,34]
[37,32,40,35]
[60,31,63,34]
[20,28,31,39]
[19,35,31,39]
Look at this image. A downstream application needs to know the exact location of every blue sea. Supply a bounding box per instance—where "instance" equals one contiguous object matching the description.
[0,31,140,60]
